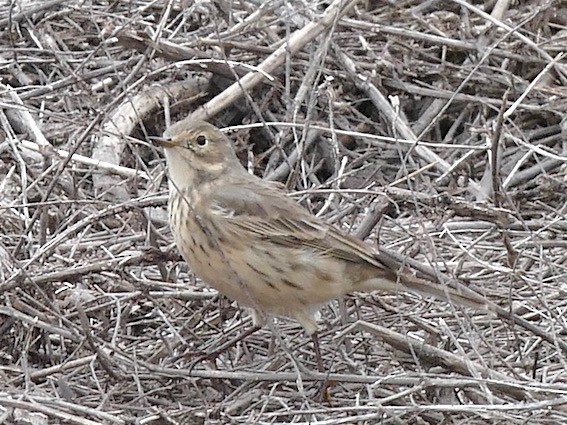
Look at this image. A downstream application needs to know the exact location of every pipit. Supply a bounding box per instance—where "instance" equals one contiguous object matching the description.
[155,120,487,335]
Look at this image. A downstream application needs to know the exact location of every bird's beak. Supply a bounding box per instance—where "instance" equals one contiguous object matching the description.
[150,136,176,148]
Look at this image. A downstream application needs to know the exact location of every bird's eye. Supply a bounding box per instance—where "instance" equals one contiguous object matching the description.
[196,134,207,147]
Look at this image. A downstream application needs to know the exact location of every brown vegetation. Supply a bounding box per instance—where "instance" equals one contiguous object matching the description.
[1,0,567,423]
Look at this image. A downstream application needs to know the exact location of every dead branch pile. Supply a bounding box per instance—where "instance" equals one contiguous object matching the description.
[1,1,567,423]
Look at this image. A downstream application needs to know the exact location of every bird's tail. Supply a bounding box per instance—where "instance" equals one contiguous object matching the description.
[353,267,490,312]
[352,246,492,311]
[397,272,489,311]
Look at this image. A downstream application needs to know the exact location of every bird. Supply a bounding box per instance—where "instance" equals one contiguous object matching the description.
[155,120,489,336]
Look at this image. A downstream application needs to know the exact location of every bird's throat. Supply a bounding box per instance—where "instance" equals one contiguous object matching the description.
[164,149,225,191]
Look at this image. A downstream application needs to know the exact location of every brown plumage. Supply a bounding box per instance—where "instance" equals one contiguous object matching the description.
[156,120,488,334]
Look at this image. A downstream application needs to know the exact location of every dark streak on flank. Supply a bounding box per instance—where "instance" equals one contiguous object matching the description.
[216,233,227,245]
[281,278,302,290]
[315,270,333,282]
[247,262,270,279]
[216,231,235,249]
[263,249,277,260]
[197,242,207,254]
[289,262,311,272]
[272,265,285,275]
[204,219,226,249]
[247,262,279,290]
[262,279,278,290]
[197,223,216,250]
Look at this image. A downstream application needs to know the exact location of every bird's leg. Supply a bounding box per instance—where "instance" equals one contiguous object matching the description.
[312,332,325,372]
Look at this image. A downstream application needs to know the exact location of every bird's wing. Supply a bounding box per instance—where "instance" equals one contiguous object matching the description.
[209,179,490,310]
[209,180,387,268]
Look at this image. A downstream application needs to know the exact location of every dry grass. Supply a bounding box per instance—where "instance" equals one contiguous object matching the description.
[1,0,567,423]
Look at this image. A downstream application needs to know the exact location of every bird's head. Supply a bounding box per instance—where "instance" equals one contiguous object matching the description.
[153,120,243,189]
